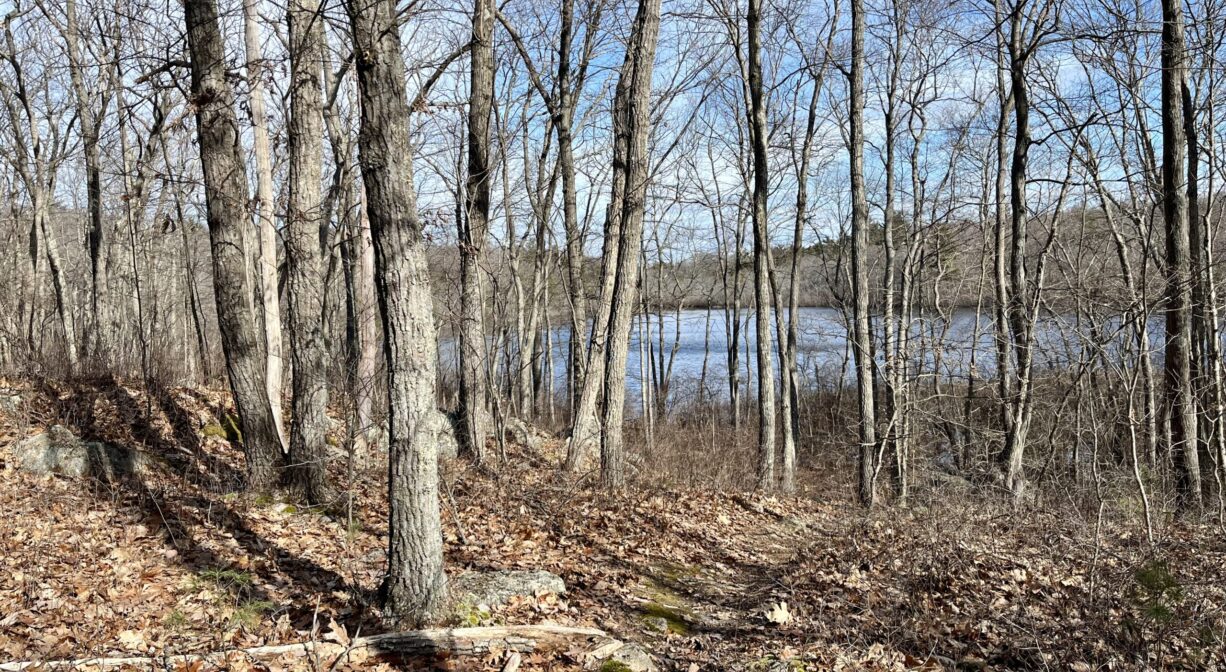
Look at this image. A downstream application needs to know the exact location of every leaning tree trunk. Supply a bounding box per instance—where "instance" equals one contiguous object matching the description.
[849,0,877,508]
[1161,0,1203,512]
[345,0,448,625]
[458,0,494,464]
[183,0,284,490]
[285,0,334,504]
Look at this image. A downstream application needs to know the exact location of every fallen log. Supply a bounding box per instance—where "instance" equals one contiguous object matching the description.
[0,624,609,671]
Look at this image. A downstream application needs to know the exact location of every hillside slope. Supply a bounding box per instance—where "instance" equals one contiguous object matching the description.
[0,379,1223,670]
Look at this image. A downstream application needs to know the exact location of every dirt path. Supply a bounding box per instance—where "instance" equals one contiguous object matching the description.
[610,497,831,670]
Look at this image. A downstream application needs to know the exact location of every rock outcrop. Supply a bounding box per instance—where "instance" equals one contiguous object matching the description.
[452,569,566,609]
[12,425,148,481]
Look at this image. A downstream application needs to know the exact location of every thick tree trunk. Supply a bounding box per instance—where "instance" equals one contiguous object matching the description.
[183,0,285,490]
[285,0,333,504]
[595,0,662,488]
[345,0,448,625]
[242,0,288,454]
[1161,0,1203,512]
[458,0,494,464]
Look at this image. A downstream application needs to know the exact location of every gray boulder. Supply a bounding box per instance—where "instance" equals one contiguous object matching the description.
[430,410,460,460]
[452,569,566,609]
[585,642,658,672]
[370,409,459,461]
[12,425,147,481]
[504,417,549,451]
[0,392,22,417]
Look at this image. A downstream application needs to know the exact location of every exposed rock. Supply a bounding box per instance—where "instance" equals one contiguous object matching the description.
[0,392,23,417]
[12,425,148,481]
[370,409,458,461]
[585,642,658,672]
[452,569,566,610]
[504,417,549,451]
[933,449,960,475]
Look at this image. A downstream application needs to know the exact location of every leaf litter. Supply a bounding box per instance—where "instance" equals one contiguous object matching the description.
[0,379,1223,670]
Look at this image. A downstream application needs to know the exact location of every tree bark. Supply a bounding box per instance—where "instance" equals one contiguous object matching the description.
[61,0,111,368]
[1161,0,1203,512]
[183,0,285,490]
[1000,8,1034,502]
[595,0,662,488]
[459,0,494,464]
[746,0,776,491]
[285,0,333,504]
[242,0,288,454]
[345,0,449,624]
[849,0,877,508]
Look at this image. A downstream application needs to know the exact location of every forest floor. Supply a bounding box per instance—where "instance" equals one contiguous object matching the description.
[1,378,1225,671]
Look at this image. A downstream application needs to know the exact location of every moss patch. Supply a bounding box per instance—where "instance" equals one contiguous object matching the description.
[640,601,691,635]
[449,600,494,627]
[201,423,227,440]
[223,414,243,443]
[599,661,634,672]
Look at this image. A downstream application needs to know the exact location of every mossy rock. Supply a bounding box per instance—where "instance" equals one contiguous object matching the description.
[637,573,698,635]
[640,602,691,635]
[597,643,657,672]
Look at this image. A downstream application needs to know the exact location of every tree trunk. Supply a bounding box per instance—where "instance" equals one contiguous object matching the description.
[746,0,776,491]
[595,0,662,488]
[459,0,494,464]
[345,0,449,625]
[285,0,333,504]
[1161,0,1203,512]
[849,0,877,508]
[242,0,288,454]
[63,0,110,369]
[1000,11,1033,502]
[183,0,285,490]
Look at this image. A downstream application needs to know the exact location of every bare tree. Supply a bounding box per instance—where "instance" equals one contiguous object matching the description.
[183,0,285,490]
[0,12,78,373]
[345,0,448,624]
[847,0,877,508]
[745,0,776,490]
[458,0,495,464]
[1161,0,1204,511]
[285,0,333,504]
[242,0,288,453]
